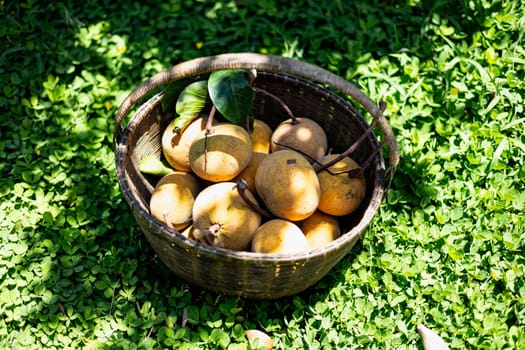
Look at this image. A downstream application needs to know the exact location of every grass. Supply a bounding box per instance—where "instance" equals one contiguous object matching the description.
[1,0,524,348]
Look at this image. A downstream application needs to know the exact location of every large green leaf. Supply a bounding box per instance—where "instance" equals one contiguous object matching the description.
[172,80,208,132]
[161,78,194,113]
[176,80,208,117]
[208,69,255,126]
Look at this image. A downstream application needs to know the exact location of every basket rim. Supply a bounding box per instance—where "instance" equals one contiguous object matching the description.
[114,52,399,184]
[116,70,386,263]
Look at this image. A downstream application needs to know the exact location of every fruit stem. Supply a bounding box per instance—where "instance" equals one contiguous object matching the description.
[198,223,222,246]
[208,223,221,235]
[206,105,217,134]
[245,114,252,133]
[162,211,175,230]
[236,180,273,218]
[253,87,298,124]
[361,138,386,170]
[314,119,377,173]
[271,140,316,162]
[348,138,387,178]
[203,106,218,173]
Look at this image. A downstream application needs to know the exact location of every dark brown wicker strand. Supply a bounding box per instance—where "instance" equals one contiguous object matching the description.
[115,55,396,299]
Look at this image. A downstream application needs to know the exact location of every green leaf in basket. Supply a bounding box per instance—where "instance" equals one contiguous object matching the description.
[162,78,195,113]
[169,80,209,134]
[138,154,174,176]
[176,80,208,118]
[208,69,255,127]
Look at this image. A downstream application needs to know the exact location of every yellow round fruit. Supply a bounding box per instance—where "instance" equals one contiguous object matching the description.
[270,117,327,161]
[233,152,267,193]
[255,150,320,221]
[251,219,309,254]
[189,123,253,182]
[317,154,366,216]
[149,172,201,231]
[250,119,272,154]
[192,182,261,250]
[299,210,340,250]
[162,116,209,172]
[245,329,273,350]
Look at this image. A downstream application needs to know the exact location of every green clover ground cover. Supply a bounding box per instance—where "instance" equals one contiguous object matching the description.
[1,0,524,348]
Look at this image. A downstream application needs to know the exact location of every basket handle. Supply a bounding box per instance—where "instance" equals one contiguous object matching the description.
[114,53,399,187]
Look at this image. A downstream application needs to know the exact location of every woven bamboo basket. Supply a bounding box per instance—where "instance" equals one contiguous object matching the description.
[114,53,399,299]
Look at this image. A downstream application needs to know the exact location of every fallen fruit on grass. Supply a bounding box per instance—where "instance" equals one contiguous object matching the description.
[192,182,261,250]
[299,210,341,249]
[251,219,309,254]
[270,117,327,161]
[417,324,450,350]
[317,154,366,216]
[149,172,201,231]
[233,152,267,193]
[162,116,209,172]
[255,150,320,221]
[250,119,273,154]
[245,329,273,350]
[189,123,253,182]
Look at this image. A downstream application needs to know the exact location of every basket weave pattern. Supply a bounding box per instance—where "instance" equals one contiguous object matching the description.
[115,54,397,299]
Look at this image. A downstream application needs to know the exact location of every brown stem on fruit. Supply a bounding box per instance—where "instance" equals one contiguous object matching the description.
[208,223,221,235]
[314,120,377,173]
[253,87,297,124]
[162,211,175,230]
[199,223,221,246]
[245,70,257,132]
[361,138,386,170]
[271,141,317,163]
[236,180,273,218]
[203,106,218,173]
[270,141,348,178]
[206,105,217,134]
[319,138,387,179]
[245,115,252,133]
[347,139,387,178]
